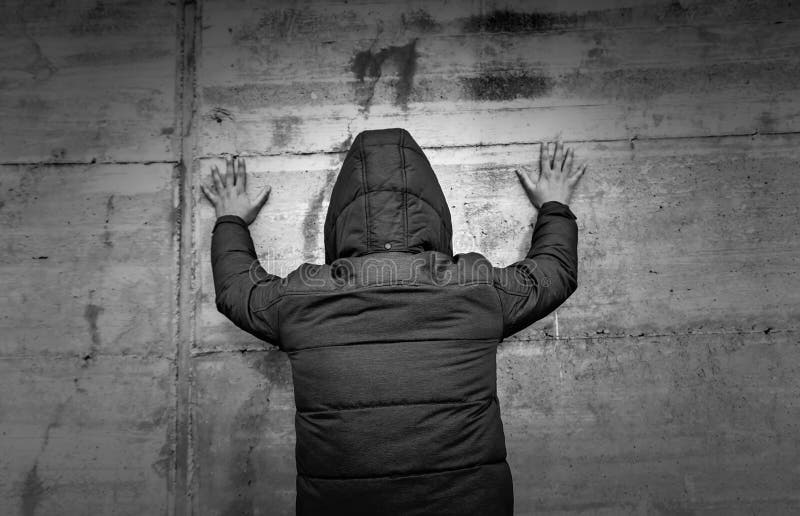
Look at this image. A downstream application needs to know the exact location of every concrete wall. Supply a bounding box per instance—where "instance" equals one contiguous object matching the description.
[1,0,798,514]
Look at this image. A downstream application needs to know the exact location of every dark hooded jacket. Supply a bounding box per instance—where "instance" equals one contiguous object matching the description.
[211,128,578,515]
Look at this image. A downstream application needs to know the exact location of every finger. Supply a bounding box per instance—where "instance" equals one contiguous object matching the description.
[569,163,588,184]
[211,165,224,191]
[563,148,573,173]
[540,142,550,174]
[553,141,563,171]
[200,184,219,205]
[515,169,536,192]
[226,155,235,187]
[237,157,247,193]
[255,185,272,209]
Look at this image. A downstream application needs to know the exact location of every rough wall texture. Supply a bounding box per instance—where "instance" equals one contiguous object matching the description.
[1,0,799,515]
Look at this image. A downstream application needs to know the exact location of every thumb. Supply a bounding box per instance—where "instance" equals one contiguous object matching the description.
[515,169,536,192]
[255,185,272,208]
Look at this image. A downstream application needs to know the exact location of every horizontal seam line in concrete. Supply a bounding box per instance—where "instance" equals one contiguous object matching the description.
[227,18,800,45]
[192,129,800,160]
[0,353,176,361]
[506,328,796,341]
[188,328,796,356]
[0,160,180,166]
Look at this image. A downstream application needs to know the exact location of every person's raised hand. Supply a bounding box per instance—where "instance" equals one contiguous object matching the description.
[201,155,272,225]
[515,141,587,209]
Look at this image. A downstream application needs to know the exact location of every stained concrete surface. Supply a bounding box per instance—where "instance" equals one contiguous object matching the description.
[1,0,799,515]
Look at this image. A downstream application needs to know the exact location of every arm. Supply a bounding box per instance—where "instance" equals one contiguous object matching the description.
[202,156,283,345]
[494,141,587,339]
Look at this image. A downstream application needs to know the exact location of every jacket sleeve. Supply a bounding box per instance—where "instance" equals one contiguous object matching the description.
[492,201,579,339]
[210,214,283,346]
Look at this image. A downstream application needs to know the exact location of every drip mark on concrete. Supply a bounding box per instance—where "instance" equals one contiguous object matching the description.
[20,464,46,516]
[272,115,302,149]
[83,303,104,365]
[400,9,440,32]
[220,352,292,515]
[102,194,114,247]
[461,71,553,101]
[350,39,418,112]
[302,169,338,262]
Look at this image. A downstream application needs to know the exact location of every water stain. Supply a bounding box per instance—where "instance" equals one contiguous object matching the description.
[658,0,691,22]
[20,463,46,516]
[587,47,607,59]
[24,37,57,81]
[248,350,292,387]
[272,115,302,149]
[757,111,777,133]
[41,401,67,450]
[463,9,591,32]
[460,71,553,101]
[135,97,159,117]
[102,194,114,248]
[401,9,440,32]
[302,170,338,262]
[134,406,169,432]
[652,113,664,127]
[350,39,418,112]
[336,133,353,154]
[16,96,51,112]
[233,8,310,42]
[70,0,139,35]
[221,351,290,516]
[151,440,173,480]
[461,2,704,33]
[83,303,104,366]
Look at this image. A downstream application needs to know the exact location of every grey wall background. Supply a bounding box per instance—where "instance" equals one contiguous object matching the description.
[1,0,799,514]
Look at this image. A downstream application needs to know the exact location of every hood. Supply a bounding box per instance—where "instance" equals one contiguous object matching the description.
[324,128,453,264]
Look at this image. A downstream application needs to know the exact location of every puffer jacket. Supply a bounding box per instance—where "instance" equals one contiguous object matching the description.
[211,128,578,515]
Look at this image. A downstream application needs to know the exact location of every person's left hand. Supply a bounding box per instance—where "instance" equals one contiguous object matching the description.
[201,156,271,225]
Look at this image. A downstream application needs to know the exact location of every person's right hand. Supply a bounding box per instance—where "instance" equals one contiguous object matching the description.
[516,141,587,209]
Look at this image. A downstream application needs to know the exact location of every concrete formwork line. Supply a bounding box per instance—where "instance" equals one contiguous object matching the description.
[191,128,800,161]
[186,328,796,358]
[174,0,201,515]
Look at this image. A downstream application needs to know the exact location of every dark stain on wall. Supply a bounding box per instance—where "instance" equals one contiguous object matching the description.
[461,71,553,101]
[102,194,114,248]
[221,387,268,516]
[350,39,418,112]
[302,169,337,262]
[83,303,104,366]
[151,438,173,481]
[20,463,45,516]
[460,2,707,33]
[233,7,317,42]
[658,0,691,22]
[758,111,777,133]
[272,115,302,149]
[463,9,589,32]
[337,133,353,154]
[222,352,291,515]
[70,0,139,35]
[248,350,293,386]
[401,9,440,32]
[462,9,631,33]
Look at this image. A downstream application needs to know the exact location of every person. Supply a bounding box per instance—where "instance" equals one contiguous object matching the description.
[201,128,586,516]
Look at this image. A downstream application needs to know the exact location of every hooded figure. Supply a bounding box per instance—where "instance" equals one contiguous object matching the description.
[210,128,579,515]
